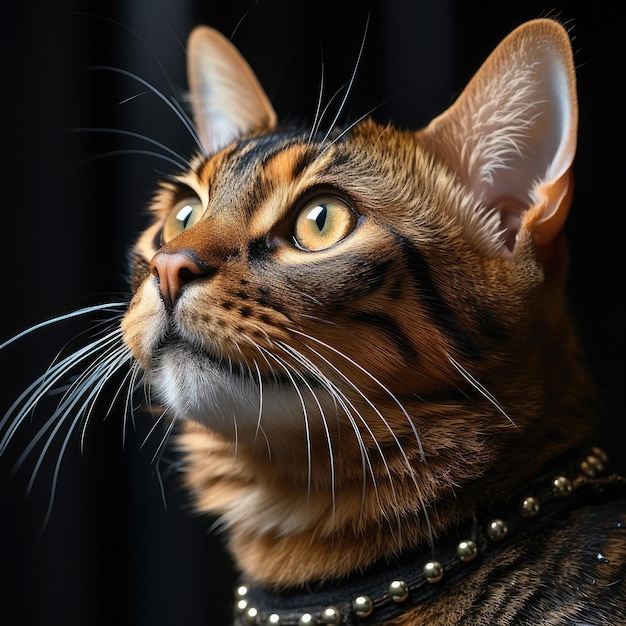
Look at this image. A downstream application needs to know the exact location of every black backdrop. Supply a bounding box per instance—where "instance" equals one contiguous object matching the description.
[1,2,623,625]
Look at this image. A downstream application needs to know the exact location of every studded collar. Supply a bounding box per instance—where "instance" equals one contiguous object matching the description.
[233,446,626,625]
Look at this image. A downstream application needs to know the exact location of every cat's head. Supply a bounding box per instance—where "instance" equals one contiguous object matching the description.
[121,19,586,484]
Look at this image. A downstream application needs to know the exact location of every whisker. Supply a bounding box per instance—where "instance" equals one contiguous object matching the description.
[226,337,274,460]
[272,343,341,516]
[0,302,126,351]
[256,345,314,497]
[251,358,264,447]
[0,329,124,452]
[122,362,144,447]
[283,333,429,543]
[16,339,131,482]
[2,331,132,531]
[71,127,190,170]
[320,12,370,145]
[146,409,179,511]
[88,65,203,151]
[229,1,260,40]
[75,149,187,171]
[150,410,178,468]
[275,340,377,511]
[308,60,326,144]
[119,91,150,105]
[289,329,426,461]
[318,105,382,158]
[447,355,515,426]
[72,11,186,105]
[79,344,135,453]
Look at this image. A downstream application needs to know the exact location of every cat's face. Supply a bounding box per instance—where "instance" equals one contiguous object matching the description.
[122,125,463,447]
[121,21,581,482]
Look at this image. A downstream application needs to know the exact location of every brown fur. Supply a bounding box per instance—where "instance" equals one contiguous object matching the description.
[118,18,626,625]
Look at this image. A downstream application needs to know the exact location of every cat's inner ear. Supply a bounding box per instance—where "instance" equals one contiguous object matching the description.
[425,19,578,257]
[187,26,277,154]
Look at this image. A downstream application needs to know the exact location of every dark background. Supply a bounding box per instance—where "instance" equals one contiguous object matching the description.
[1,2,623,625]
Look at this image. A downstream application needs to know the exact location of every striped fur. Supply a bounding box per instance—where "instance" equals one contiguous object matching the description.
[116,18,626,624]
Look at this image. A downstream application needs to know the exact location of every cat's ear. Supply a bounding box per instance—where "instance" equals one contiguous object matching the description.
[425,19,577,257]
[187,26,277,155]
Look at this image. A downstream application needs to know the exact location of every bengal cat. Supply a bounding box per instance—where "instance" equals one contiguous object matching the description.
[2,17,625,626]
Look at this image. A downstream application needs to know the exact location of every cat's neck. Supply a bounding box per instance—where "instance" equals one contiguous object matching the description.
[180,379,594,588]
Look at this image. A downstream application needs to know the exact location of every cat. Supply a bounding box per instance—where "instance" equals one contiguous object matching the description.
[3,16,626,626]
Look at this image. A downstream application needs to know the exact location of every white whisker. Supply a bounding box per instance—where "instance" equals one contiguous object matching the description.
[122,362,144,447]
[89,65,203,152]
[149,411,179,510]
[308,60,326,144]
[149,410,177,467]
[448,355,515,426]
[0,329,124,453]
[290,329,425,461]
[256,345,313,496]
[318,106,382,157]
[320,13,369,145]
[274,340,378,510]
[0,302,126,351]
[18,341,131,482]
[251,358,264,446]
[273,342,341,516]
[71,127,190,170]
[76,148,187,170]
[284,332,432,544]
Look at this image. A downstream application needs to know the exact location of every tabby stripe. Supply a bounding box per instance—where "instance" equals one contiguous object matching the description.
[230,134,314,223]
[397,235,485,361]
[323,151,350,173]
[348,311,418,365]
[291,146,319,179]
[464,551,541,621]
[128,252,151,294]
[232,132,305,182]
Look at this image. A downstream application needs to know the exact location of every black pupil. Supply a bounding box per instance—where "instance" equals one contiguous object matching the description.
[314,205,327,231]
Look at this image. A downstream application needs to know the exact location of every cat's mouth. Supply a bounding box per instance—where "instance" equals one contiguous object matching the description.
[154,329,289,382]
[149,330,334,439]
[155,329,230,370]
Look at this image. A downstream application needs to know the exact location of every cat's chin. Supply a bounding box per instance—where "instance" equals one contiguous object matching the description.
[150,342,335,443]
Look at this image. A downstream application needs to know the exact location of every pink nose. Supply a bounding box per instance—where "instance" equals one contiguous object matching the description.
[150,250,209,306]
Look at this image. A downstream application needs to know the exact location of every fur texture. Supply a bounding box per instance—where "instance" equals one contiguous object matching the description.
[3,16,624,626]
[119,19,626,624]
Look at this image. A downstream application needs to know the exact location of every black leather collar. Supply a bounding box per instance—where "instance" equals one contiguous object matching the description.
[233,446,626,625]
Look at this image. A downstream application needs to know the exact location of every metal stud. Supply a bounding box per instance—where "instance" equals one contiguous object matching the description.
[353,595,374,617]
[245,607,258,623]
[388,579,409,602]
[423,560,444,583]
[486,518,509,541]
[552,475,573,497]
[234,599,249,616]
[591,447,608,463]
[456,539,478,562]
[268,614,280,625]
[236,585,249,599]
[579,458,597,478]
[580,453,605,478]
[299,614,314,626]
[321,606,341,624]
[519,496,540,518]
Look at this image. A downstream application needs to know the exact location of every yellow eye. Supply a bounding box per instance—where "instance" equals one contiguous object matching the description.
[293,196,357,251]
[162,196,205,243]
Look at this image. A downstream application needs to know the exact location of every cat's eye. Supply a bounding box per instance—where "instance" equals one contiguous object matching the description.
[293,196,357,251]
[162,196,205,243]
